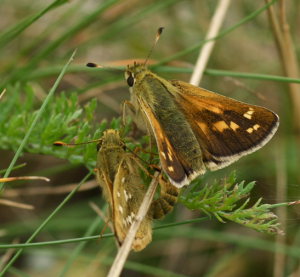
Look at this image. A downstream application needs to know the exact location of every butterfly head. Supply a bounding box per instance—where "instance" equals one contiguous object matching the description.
[97,129,125,152]
[125,27,164,88]
[125,63,148,87]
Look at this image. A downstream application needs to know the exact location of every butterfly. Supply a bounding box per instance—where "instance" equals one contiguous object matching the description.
[125,63,279,188]
[95,129,179,251]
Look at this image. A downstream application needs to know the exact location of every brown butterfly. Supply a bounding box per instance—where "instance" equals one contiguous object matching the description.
[95,129,179,251]
[86,28,279,188]
[124,63,279,188]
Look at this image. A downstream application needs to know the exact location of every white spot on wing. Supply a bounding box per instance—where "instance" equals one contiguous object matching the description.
[127,215,132,225]
[230,121,239,131]
[246,127,254,133]
[131,212,135,220]
[243,113,252,119]
[168,166,174,172]
[243,109,255,119]
[161,151,166,159]
[167,153,173,161]
[124,190,129,201]
[253,124,260,130]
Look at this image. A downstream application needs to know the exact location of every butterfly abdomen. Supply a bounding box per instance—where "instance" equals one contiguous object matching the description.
[149,178,180,219]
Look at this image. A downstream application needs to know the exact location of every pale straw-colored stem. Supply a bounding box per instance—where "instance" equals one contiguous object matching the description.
[265,0,300,130]
[107,172,160,277]
[4,180,97,197]
[189,0,231,86]
[0,199,34,210]
[0,176,50,182]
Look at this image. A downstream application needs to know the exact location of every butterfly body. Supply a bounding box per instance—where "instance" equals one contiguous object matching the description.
[125,64,279,188]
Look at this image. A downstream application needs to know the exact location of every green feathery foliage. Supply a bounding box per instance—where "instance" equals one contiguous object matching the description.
[180,172,282,235]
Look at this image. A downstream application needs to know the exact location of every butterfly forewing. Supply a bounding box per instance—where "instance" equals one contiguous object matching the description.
[170,80,279,170]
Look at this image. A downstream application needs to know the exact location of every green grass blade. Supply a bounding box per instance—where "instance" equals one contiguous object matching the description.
[0,0,68,49]
[0,49,76,192]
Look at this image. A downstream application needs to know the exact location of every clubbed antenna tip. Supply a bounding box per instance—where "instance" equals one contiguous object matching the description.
[53,139,102,147]
[143,27,165,66]
[156,27,164,42]
[53,141,66,146]
[86,62,102,68]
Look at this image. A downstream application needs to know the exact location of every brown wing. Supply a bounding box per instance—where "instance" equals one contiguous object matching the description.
[112,155,152,251]
[137,97,194,187]
[170,80,279,170]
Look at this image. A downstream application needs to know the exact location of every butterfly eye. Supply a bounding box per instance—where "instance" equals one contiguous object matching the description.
[127,74,135,87]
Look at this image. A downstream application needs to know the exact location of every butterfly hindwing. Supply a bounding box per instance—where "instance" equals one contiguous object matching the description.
[113,155,152,251]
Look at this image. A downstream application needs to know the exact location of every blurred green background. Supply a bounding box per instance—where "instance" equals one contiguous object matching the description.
[0,0,300,276]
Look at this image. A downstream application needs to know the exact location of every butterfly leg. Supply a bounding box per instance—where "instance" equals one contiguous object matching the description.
[121,100,136,129]
[149,175,180,219]
[88,201,114,241]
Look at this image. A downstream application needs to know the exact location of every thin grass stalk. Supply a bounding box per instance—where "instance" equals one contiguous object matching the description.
[190,0,231,86]
[106,172,159,277]
[273,139,287,277]
[265,0,300,130]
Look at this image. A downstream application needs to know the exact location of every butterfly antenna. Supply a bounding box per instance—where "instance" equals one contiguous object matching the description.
[53,138,101,147]
[86,62,123,72]
[86,62,103,68]
[0,176,50,182]
[143,27,164,66]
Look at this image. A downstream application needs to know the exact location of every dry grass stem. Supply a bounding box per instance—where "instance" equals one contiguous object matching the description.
[107,171,160,277]
[0,239,19,271]
[0,176,50,183]
[0,199,34,210]
[189,0,231,86]
[3,180,98,197]
[89,201,113,230]
[265,0,300,130]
